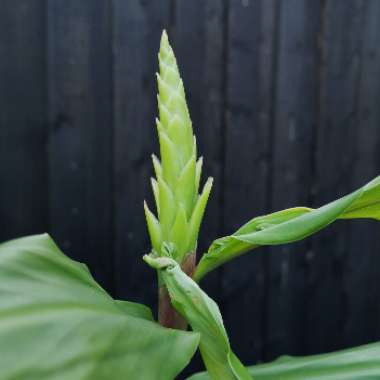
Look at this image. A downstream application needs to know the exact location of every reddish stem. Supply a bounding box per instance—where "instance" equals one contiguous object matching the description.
[158,252,196,330]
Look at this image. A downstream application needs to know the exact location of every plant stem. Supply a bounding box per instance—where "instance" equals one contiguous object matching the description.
[158,251,196,330]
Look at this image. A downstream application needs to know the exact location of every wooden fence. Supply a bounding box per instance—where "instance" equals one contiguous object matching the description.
[1,0,380,373]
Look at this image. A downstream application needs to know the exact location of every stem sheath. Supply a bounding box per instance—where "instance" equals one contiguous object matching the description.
[158,251,196,330]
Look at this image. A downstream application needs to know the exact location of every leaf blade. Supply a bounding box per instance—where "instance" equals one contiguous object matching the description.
[144,255,252,380]
[195,176,380,282]
[186,341,380,380]
[0,234,199,380]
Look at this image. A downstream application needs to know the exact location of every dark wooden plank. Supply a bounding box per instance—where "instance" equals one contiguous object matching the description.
[265,0,321,360]
[343,0,380,348]
[112,1,171,305]
[0,1,47,241]
[306,0,365,354]
[47,1,113,291]
[222,0,277,364]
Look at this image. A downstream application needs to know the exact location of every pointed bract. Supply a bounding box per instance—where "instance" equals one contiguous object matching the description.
[144,201,162,253]
[145,31,213,262]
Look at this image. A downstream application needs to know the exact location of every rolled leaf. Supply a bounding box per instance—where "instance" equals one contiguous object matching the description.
[0,234,199,380]
[144,255,252,380]
[194,176,380,282]
[187,341,380,380]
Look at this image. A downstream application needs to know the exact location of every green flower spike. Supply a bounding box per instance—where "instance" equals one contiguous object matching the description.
[144,30,213,264]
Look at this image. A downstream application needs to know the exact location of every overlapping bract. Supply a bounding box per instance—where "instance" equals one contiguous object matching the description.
[144,31,212,263]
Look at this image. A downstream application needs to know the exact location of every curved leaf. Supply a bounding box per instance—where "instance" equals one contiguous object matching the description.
[195,176,380,282]
[144,255,252,380]
[0,234,199,380]
[187,341,380,379]
[114,300,153,321]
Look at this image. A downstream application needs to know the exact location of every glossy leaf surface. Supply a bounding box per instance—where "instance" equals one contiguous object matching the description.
[187,341,380,379]
[0,234,199,380]
[195,176,380,282]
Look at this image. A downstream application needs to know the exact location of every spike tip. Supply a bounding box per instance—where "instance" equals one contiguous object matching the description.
[144,30,213,263]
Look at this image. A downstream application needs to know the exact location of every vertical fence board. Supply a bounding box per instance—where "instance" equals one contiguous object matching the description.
[344,0,380,348]
[307,0,365,354]
[113,1,171,305]
[223,0,277,363]
[0,1,47,241]
[266,0,320,359]
[47,1,113,290]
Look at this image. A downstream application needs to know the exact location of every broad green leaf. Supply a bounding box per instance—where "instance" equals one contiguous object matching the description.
[187,341,380,380]
[114,300,153,320]
[195,175,380,282]
[144,255,252,380]
[0,234,199,380]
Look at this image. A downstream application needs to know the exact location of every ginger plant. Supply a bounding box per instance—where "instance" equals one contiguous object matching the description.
[143,31,380,379]
[144,30,212,329]
[1,30,380,380]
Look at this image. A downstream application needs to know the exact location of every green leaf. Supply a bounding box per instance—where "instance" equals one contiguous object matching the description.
[144,255,252,380]
[195,175,380,282]
[186,341,380,380]
[0,234,199,380]
[114,300,154,320]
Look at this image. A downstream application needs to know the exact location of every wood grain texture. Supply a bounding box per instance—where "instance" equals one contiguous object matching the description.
[222,0,277,364]
[265,0,321,360]
[47,1,113,291]
[0,0,47,241]
[307,0,365,354]
[112,0,171,305]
